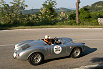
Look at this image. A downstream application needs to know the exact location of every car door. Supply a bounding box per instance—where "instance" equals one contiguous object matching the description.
[43,38,67,59]
[50,43,67,58]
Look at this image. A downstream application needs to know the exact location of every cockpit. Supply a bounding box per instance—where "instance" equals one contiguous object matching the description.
[42,37,61,45]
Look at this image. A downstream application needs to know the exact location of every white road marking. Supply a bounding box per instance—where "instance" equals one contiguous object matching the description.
[73,39,103,41]
[12,28,103,30]
[0,44,14,47]
[1,28,103,31]
[73,64,103,69]
[81,39,103,41]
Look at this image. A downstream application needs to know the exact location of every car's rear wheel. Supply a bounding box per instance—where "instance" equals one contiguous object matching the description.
[71,47,81,58]
[28,53,43,65]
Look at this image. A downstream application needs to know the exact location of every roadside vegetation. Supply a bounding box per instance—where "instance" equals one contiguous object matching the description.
[0,0,103,29]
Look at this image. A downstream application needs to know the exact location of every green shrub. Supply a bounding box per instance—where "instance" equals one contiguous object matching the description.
[56,20,76,25]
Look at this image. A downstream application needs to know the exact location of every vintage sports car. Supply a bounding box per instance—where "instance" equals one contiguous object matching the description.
[13,37,85,65]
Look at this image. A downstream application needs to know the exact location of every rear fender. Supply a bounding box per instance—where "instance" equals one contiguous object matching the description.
[69,46,83,56]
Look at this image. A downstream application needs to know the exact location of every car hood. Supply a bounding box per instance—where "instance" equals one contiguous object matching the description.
[14,40,46,51]
[15,40,34,47]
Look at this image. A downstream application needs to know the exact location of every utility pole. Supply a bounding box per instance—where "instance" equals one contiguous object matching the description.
[76,0,80,24]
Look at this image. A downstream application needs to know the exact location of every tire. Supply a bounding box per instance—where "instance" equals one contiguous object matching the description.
[28,53,43,65]
[71,47,81,58]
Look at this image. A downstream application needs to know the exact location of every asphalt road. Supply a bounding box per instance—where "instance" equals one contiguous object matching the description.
[0,28,103,69]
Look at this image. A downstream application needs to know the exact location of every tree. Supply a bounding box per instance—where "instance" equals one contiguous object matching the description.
[79,7,91,21]
[39,0,57,25]
[10,0,28,25]
[0,0,27,26]
[10,0,28,14]
[0,0,11,25]
[40,0,57,18]
[69,11,76,20]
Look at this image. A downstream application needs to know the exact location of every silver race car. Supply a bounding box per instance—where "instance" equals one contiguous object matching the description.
[13,37,85,65]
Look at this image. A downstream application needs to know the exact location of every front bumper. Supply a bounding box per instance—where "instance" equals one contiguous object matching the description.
[13,51,25,60]
[13,50,31,61]
[13,52,17,59]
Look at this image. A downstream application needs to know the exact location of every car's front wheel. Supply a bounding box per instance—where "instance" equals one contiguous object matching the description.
[71,47,81,58]
[28,53,43,65]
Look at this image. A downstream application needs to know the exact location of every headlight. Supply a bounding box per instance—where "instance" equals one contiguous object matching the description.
[15,45,21,51]
[21,44,30,50]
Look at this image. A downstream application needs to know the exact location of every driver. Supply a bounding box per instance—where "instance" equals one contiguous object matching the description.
[44,35,55,45]
[44,35,51,44]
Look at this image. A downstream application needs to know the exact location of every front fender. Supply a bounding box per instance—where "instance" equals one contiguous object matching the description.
[27,47,47,60]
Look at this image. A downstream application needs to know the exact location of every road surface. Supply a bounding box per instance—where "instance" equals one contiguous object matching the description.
[0,28,103,69]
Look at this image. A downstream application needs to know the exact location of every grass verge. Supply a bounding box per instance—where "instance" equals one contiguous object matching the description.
[0,25,103,30]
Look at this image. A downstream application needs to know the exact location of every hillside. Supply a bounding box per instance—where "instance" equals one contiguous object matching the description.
[22,1,103,14]
[22,8,72,14]
[84,1,103,11]
[22,9,40,14]
[91,1,103,11]
[56,8,72,13]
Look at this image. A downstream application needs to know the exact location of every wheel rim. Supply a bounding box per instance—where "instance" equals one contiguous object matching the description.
[33,53,41,64]
[74,48,81,57]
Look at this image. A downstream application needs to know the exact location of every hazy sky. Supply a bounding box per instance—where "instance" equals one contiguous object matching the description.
[5,0,103,10]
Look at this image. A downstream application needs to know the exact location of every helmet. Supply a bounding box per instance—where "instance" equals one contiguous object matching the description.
[45,35,50,39]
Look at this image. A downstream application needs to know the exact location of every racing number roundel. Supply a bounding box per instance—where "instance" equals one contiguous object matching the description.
[54,45,62,54]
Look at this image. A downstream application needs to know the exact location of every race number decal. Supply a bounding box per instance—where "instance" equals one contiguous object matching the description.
[54,45,62,54]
